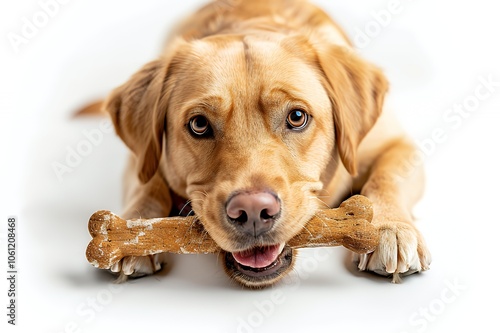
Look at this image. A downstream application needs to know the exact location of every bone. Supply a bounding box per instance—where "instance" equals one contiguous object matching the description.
[86,195,378,269]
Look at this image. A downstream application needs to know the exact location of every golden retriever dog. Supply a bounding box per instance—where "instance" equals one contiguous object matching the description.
[91,0,431,287]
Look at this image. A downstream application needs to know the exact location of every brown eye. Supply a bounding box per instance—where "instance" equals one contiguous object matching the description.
[189,116,211,136]
[286,110,309,130]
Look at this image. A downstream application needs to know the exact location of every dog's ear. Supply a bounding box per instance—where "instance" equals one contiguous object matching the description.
[104,59,169,183]
[104,35,191,183]
[316,46,388,175]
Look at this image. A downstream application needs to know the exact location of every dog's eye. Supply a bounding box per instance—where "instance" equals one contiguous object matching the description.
[286,110,309,130]
[188,116,211,137]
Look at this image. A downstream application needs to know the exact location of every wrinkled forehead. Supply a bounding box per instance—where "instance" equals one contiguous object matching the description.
[169,35,330,113]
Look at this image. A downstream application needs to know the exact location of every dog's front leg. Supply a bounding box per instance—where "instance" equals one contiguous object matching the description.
[355,138,432,282]
[110,164,173,281]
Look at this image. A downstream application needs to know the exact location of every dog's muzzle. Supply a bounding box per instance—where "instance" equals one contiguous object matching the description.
[223,243,295,288]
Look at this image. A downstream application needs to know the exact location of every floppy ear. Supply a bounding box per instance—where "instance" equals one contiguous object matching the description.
[104,59,170,183]
[316,46,388,175]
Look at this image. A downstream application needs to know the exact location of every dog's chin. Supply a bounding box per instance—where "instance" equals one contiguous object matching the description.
[222,243,296,288]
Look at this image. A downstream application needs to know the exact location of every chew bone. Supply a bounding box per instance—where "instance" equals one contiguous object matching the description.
[86,195,378,269]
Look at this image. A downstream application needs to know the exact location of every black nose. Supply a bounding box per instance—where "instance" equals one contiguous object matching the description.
[226,191,281,237]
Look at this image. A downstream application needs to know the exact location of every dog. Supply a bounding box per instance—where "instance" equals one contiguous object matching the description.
[86,0,431,288]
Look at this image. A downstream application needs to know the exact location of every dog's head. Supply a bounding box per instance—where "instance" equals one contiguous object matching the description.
[105,34,387,288]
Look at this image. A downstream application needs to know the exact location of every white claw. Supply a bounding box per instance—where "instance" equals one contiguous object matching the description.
[357,254,369,271]
[110,261,122,273]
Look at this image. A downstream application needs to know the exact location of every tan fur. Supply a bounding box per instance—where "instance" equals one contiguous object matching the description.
[101,0,431,286]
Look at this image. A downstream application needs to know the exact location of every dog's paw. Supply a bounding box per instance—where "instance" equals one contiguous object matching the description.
[110,254,167,282]
[353,221,431,283]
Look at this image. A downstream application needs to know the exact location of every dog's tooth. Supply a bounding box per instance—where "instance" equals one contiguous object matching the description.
[278,243,285,253]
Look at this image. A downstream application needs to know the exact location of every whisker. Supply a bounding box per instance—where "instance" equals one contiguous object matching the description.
[313,211,329,229]
[309,196,331,209]
[215,248,223,266]
[292,218,315,241]
[178,200,193,216]
[188,198,206,202]
[191,190,208,198]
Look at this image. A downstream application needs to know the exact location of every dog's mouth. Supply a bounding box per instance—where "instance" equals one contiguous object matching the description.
[223,243,294,288]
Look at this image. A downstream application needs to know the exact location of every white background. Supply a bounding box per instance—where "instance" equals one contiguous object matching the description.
[1,0,500,332]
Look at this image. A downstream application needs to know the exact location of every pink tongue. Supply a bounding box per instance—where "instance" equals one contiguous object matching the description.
[232,245,281,269]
